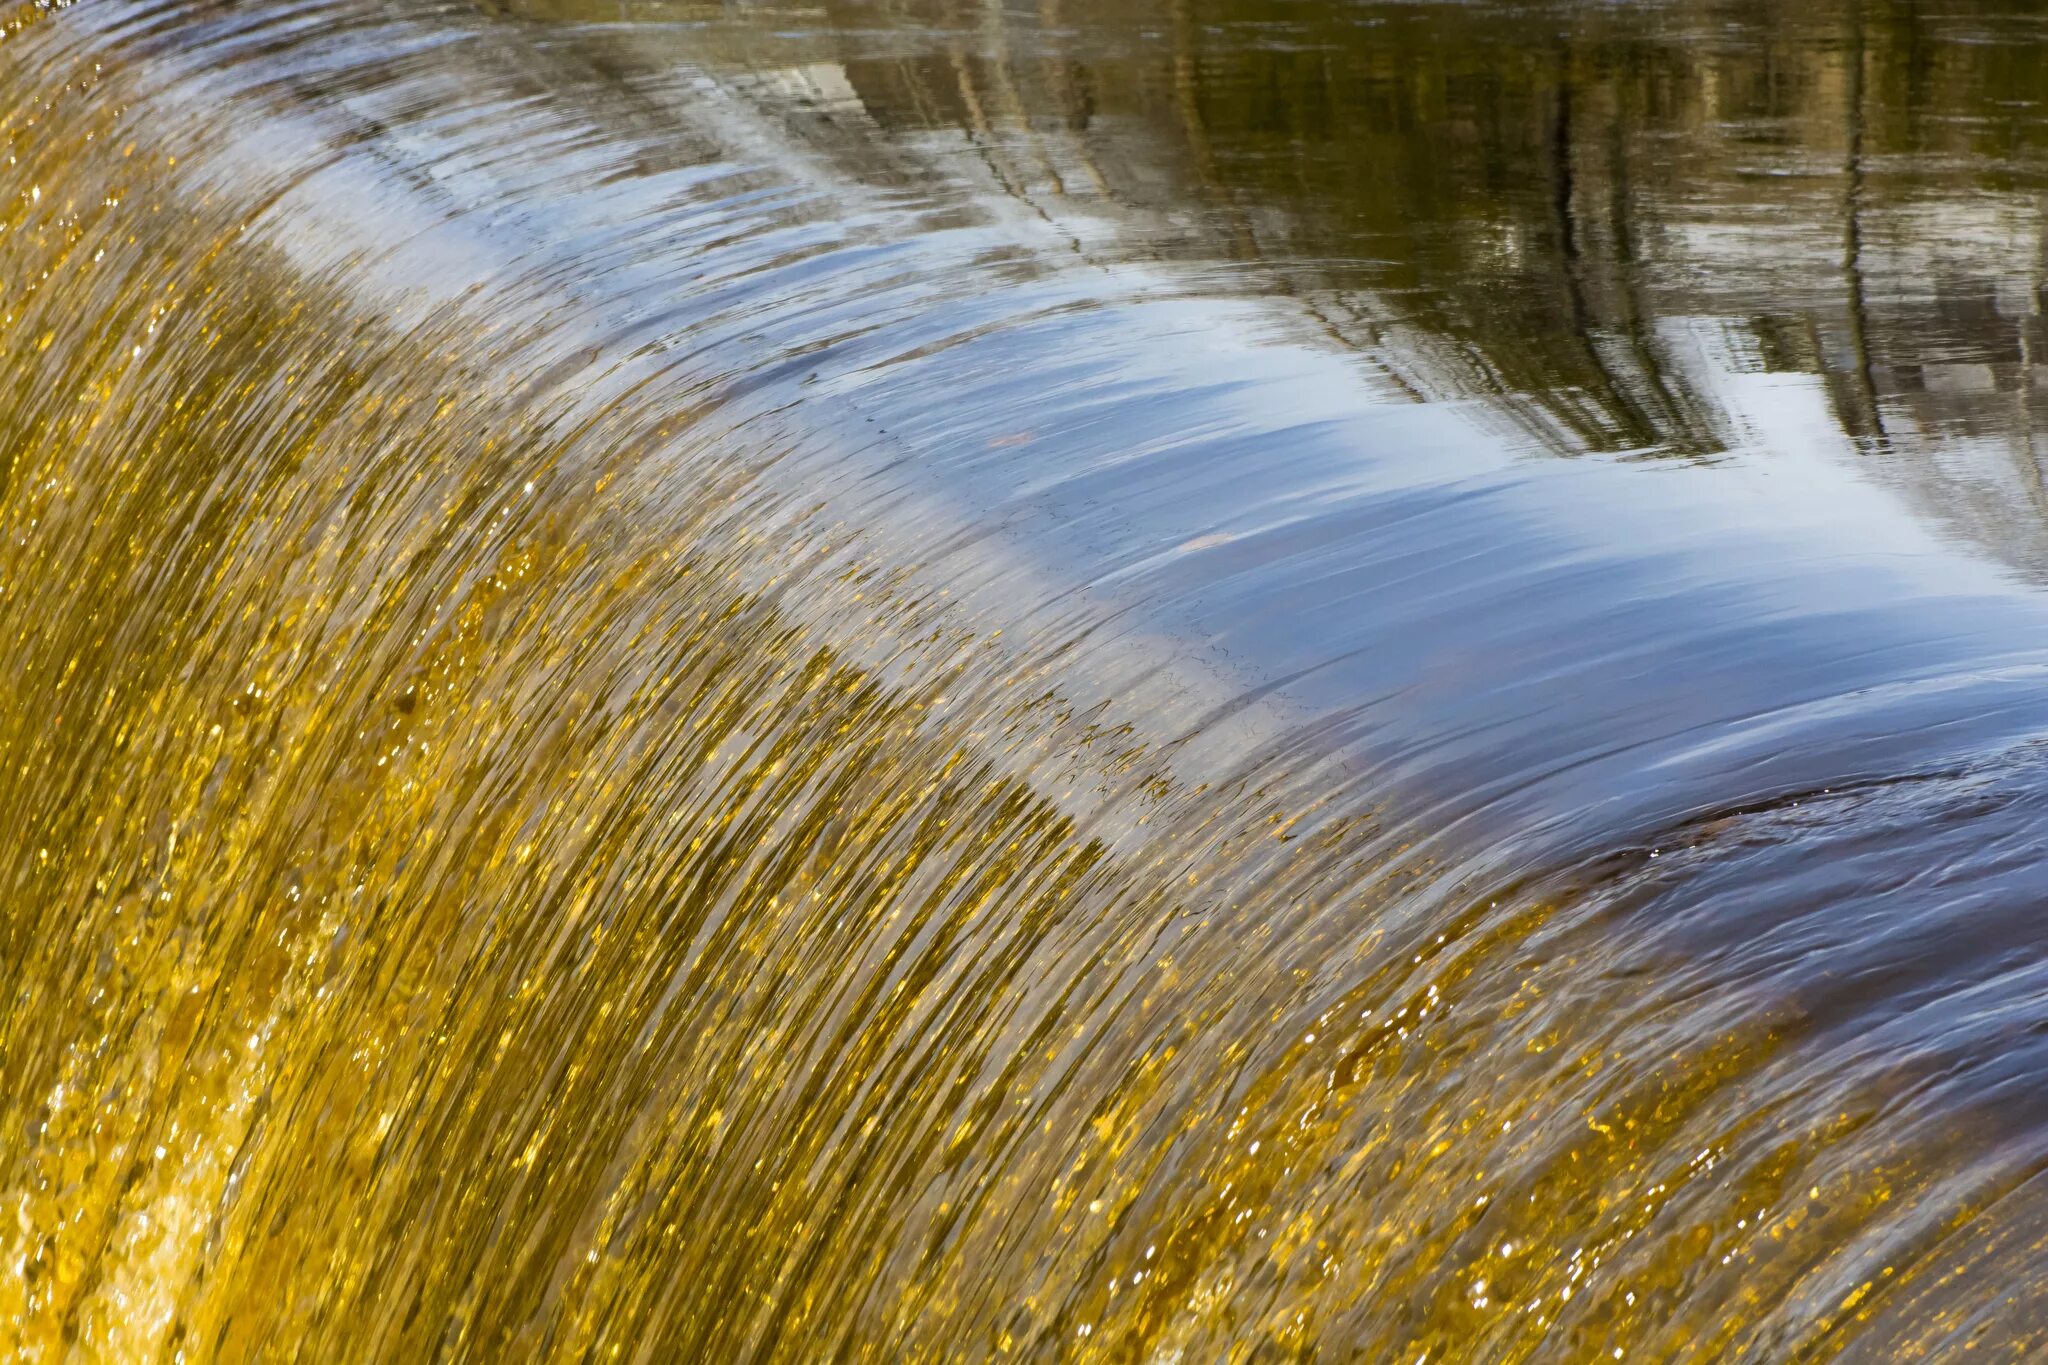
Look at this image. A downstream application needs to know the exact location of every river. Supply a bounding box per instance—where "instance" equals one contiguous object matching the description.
[5,0,2048,1358]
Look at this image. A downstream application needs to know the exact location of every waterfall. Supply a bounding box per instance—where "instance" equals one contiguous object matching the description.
[7,0,2048,1358]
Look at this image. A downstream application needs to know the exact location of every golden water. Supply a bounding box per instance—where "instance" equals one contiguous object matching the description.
[8,0,2048,1359]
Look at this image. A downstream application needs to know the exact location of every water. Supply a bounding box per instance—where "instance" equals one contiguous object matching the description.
[7,0,2048,1358]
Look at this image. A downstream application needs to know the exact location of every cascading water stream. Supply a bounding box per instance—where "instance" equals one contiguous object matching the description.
[6,0,2048,1359]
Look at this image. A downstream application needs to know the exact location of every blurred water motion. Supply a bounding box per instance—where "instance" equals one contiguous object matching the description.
[7,0,2048,1358]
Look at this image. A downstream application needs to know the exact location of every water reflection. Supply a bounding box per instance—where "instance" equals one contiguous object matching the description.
[533,0,2048,568]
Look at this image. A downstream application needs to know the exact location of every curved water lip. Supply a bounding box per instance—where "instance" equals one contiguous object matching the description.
[77,0,2048,872]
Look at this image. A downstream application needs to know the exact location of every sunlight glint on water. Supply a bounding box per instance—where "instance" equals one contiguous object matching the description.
[8,0,2048,1359]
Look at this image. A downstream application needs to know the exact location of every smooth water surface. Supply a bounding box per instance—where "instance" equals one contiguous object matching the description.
[6,0,2048,1358]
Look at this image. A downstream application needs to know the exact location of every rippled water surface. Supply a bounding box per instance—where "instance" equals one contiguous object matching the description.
[8,0,2048,1358]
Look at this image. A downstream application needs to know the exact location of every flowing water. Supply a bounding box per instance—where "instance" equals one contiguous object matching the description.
[8,0,2048,1358]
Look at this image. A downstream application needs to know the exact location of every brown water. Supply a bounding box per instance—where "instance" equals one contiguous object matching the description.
[8,0,2048,1359]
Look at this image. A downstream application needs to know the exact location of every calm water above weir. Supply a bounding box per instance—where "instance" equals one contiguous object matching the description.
[7,0,2048,1359]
